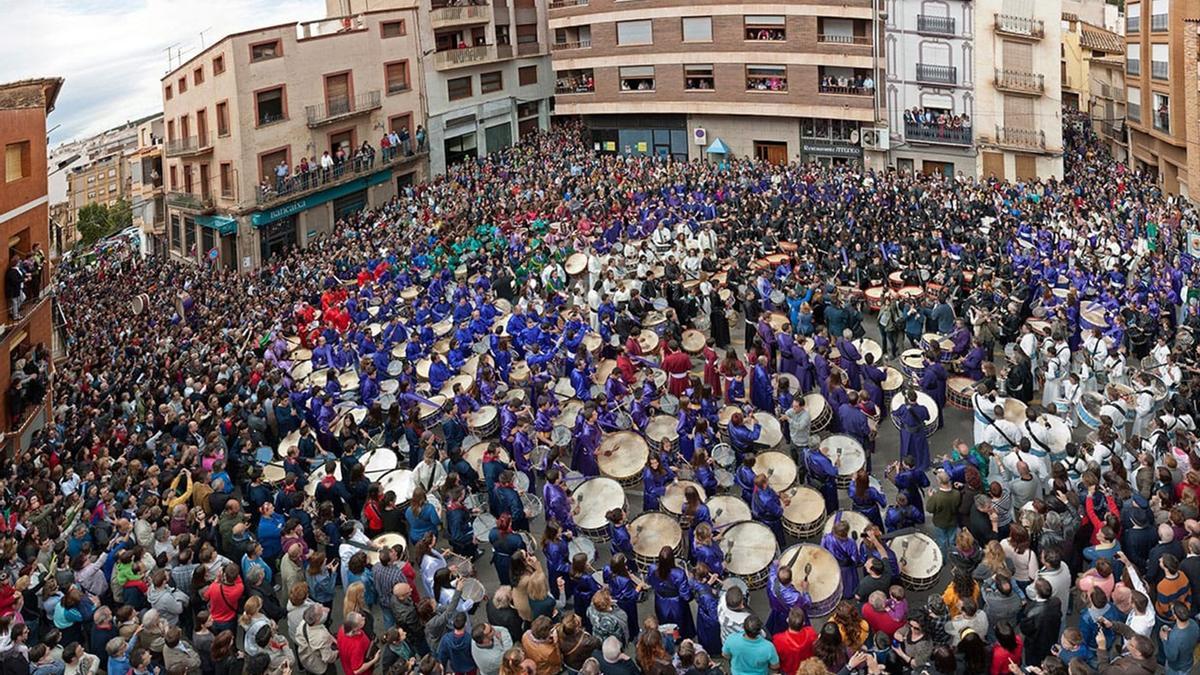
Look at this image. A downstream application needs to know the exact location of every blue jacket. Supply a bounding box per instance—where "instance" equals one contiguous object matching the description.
[436,629,477,673]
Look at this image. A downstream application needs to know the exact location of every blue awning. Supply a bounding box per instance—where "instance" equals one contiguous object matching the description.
[195,215,237,236]
[706,138,730,155]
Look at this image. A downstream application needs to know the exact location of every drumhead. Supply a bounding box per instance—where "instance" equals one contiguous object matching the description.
[821,435,865,476]
[803,393,827,415]
[781,544,840,606]
[568,537,596,561]
[718,406,741,427]
[465,442,510,475]
[753,451,797,492]
[366,533,408,565]
[823,511,871,540]
[707,496,752,529]
[900,349,924,370]
[360,447,398,477]
[1002,398,1027,424]
[472,513,498,540]
[573,477,626,530]
[784,486,825,525]
[722,522,777,576]
[882,367,904,390]
[893,532,944,580]
[630,512,682,557]
[598,431,649,478]
[661,480,706,514]
[460,578,486,603]
[379,469,416,504]
[853,338,883,365]
[646,415,679,444]
[556,400,584,428]
[711,443,736,468]
[890,391,940,426]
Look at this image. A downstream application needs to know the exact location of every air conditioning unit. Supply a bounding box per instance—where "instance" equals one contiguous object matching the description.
[693,128,707,145]
[860,128,891,151]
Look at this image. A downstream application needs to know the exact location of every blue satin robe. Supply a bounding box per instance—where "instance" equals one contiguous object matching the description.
[645,566,696,639]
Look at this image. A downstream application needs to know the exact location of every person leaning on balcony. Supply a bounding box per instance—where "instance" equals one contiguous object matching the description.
[320,151,334,175]
[5,255,26,321]
[275,161,289,193]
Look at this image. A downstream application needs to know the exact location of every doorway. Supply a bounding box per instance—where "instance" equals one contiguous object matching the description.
[922,160,953,177]
[754,141,788,164]
[260,215,298,263]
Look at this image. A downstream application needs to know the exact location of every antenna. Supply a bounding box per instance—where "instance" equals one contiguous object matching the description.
[163,43,180,71]
[198,27,213,49]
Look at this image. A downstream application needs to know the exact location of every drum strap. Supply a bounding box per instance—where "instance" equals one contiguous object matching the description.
[973,396,996,425]
[989,421,1017,448]
[1024,422,1052,454]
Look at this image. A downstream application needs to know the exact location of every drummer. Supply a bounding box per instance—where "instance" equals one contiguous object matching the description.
[821,518,867,600]
[894,391,932,470]
[542,468,578,534]
[751,473,787,547]
[860,354,886,415]
[801,442,839,515]
[889,456,930,513]
[727,411,762,459]
[838,391,874,469]
[918,350,948,430]
[848,470,886,529]
[641,452,675,511]
[750,355,774,412]
[764,561,811,636]
[884,493,924,533]
[573,406,604,476]
[836,330,862,390]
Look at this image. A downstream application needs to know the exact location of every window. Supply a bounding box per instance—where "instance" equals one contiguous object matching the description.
[682,17,712,42]
[250,40,282,62]
[517,101,540,118]
[389,113,413,137]
[619,66,655,91]
[193,67,204,86]
[108,169,116,178]
[1127,86,1141,122]
[382,20,406,37]
[1151,0,1167,30]
[1151,43,1168,79]
[519,65,538,86]
[255,86,286,126]
[165,85,173,101]
[684,64,714,90]
[745,15,786,41]
[169,165,177,190]
[216,101,229,136]
[556,68,594,93]
[1127,2,1140,31]
[1153,92,1170,132]
[259,147,289,183]
[86,176,95,184]
[617,20,653,45]
[219,163,233,198]
[481,71,503,93]
[108,184,117,193]
[213,55,225,75]
[87,191,96,200]
[385,61,411,94]
[746,64,787,91]
[167,120,176,142]
[178,77,187,94]
[448,76,473,101]
[516,23,539,50]
[4,142,29,183]
[1127,43,1141,75]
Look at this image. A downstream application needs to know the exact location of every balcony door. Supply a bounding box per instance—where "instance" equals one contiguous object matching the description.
[325,73,351,117]
[196,110,208,145]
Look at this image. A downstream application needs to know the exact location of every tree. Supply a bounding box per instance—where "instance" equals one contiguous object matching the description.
[75,203,110,247]
[107,199,132,234]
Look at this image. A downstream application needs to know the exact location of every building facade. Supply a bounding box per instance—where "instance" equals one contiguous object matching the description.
[64,151,131,249]
[885,0,976,176]
[0,78,61,452]
[161,11,428,270]
[971,0,1065,180]
[548,0,887,166]
[1061,14,1126,161]
[1126,0,1199,197]
[129,117,165,256]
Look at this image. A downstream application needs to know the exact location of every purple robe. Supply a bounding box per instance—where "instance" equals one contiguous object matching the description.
[750,364,774,412]
[765,561,811,635]
[837,338,862,390]
[836,403,871,449]
[821,530,866,599]
[895,403,931,470]
[573,420,602,476]
[543,483,578,533]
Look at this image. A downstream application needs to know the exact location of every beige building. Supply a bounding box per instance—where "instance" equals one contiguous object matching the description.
[129,117,165,256]
[972,0,1065,180]
[1061,14,1126,161]
[1126,0,1199,197]
[331,0,555,174]
[64,151,131,248]
[548,0,887,166]
[160,10,427,269]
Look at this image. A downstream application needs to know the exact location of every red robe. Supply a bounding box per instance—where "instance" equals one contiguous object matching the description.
[662,349,692,396]
[702,346,722,398]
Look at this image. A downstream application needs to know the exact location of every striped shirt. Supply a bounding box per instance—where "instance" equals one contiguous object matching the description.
[1155,572,1191,618]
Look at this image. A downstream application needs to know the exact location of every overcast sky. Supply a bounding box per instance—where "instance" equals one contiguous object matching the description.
[0,0,323,147]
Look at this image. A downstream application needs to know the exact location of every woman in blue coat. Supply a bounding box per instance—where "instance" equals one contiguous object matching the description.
[487,513,527,585]
[848,470,887,529]
[641,453,674,511]
[689,562,722,657]
[691,523,724,576]
[568,553,602,631]
[542,519,571,600]
[606,508,638,572]
[646,546,696,640]
[404,487,441,544]
[604,553,643,642]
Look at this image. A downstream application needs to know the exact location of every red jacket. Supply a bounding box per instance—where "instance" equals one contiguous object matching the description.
[772,627,817,675]
[204,578,244,623]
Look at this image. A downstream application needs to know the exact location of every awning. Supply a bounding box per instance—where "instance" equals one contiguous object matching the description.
[706,138,731,155]
[195,215,238,236]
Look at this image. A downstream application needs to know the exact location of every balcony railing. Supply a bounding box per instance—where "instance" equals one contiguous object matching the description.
[817,83,874,95]
[1154,110,1170,133]
[255,148,427,207]
[995,125,1046,149]
[817,34,872,45]
[917,15,956,36]
[1151,61,1169,79]
[1151,13,1168,30]
[1127,16,1140,32]
[165,135,212,158]
[995,13,1044,38]
[166,191,214,211]
[905,121,973,146]
[995,68,1045,94]
[549,0,588,7]
[916,63,957,85]
[1127,59,1141,76]
[430,4,492,28]
[433,44,501,70]
[555,80,594,94]
[305,91,382,128]
[552,39,591,50]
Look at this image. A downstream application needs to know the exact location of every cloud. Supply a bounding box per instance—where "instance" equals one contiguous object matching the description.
[0,0,323,145]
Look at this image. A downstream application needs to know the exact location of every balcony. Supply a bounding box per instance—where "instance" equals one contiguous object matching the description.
[1151,61,1168,80]
[916,15,956,36]
[1151,13,1168,30]
[165,135,212,158]
[552,39,591,51]
[817,34,872,45]
[916,63,957,86]
[433,44,505,70]
[430,4,492,29]
[994,13,1044,39]
[305,91,382,128]
[549,0,588,6]
[994,68,1044,94]
[994,125,1046,149]
[255,148,427,208]
[166,191,214,212]
[905,121,973,146]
